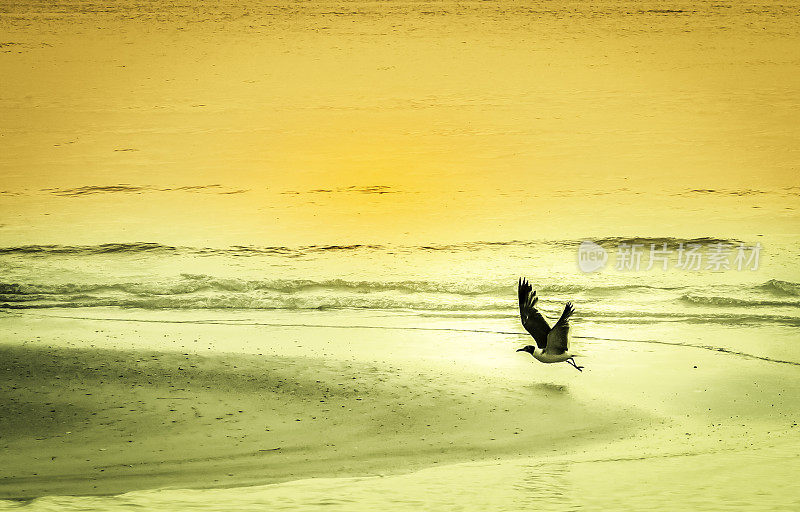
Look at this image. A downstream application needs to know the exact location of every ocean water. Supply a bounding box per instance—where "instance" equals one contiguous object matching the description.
[1,234,799,362]
[2,0,799,250]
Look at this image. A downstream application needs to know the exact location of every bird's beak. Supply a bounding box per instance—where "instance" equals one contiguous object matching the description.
[516,348,525,352]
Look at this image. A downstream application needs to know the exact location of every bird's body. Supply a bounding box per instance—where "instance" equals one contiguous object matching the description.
[529,348,574,364]
[516,278,583,371]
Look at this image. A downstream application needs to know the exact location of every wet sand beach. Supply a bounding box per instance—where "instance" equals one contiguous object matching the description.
[1,310,798,509]
[0,314,641,499]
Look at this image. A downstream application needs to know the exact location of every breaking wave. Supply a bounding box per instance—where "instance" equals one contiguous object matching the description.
[0,236,753,258]
[0,276,686,299]
[0,275,798,329]
[757,279,800,297]
[586,236,745,247]
[679,294,800,308]
[0,242,181,256]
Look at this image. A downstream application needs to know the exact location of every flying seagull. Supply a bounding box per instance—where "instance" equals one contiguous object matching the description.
[516,278,583,371]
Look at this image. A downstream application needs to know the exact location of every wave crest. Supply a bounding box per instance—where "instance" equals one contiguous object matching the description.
[757,279,800,297]
[0,237,753,258]
[0,276,695,301]
[679,293,800,308]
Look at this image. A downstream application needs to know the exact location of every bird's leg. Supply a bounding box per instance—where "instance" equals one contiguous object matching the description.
[567,358,584,372]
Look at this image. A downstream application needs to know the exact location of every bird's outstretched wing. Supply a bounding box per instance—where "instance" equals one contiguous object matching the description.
[544,302,574,355]
[518,278,550,349]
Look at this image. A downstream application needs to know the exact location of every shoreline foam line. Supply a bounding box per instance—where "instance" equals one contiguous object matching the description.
[3,311,798,367]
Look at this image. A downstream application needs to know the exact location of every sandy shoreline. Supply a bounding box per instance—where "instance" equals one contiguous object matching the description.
[0,332,638,499]
[1,310,798,509]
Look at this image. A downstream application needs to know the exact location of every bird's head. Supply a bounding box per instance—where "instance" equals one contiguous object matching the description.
[516,345,537,355]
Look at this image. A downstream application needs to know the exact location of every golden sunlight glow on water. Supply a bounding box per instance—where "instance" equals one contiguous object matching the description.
[2,1,799,247]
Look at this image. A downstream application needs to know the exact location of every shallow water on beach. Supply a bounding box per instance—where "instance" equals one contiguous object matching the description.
[3,442,799,512]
